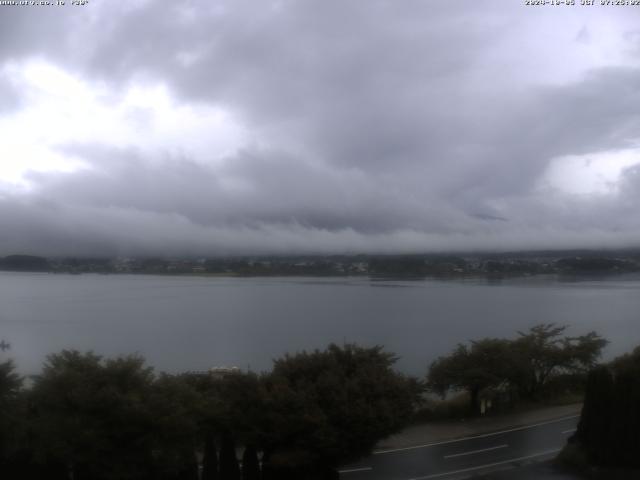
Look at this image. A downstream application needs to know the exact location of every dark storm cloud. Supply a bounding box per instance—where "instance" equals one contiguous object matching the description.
[69,1,640,193]
[2,0,640,255]
[26,144,462,234]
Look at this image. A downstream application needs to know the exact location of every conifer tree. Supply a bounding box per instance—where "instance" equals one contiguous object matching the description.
[241,445,260,480]
[202,434,219,480]
[177,450,199,480]
[575,351,640,468]
[609,368,640,466]
[219,435,240,480]
[576,366,613,465]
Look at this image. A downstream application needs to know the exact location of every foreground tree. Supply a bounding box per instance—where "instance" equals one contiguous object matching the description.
[29,351,201,480]
[1,342,421,479]
[573,366,615,465]
[511,324,607,400]
[241,445,260,480]
[428,338,513,414]
[260,343,422,476]
[219,435,240,480]
[29,351,157,479]
[0,359,24,474]
[149,374,201,479]
[202,433,219,480]
[572,346,640,468]
[0,358,22,405]
[427,324,607,414]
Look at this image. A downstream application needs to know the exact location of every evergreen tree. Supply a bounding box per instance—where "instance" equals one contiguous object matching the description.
[179,450,199,480]
[219,435,240,480]
[0,359,22,469]
[574,347,640,467]
[610,370,639,466]
[575,366,614,465]
[202,433,218,480]
[259,451,274,480]
[241,445,260,480]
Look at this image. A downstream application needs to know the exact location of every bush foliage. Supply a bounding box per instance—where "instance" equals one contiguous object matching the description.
[427,324,606,414]
[0,343,421,479]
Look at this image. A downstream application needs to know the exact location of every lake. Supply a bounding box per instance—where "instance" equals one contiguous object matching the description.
[1,272,640,376]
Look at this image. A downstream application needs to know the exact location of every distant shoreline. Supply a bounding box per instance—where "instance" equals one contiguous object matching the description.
[3,269,639,284]
[3,251,640,279]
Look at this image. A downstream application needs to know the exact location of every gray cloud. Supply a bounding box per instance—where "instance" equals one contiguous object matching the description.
[2,1,640,255]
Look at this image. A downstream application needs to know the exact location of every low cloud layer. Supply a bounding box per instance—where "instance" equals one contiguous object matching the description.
[1,1,640,256]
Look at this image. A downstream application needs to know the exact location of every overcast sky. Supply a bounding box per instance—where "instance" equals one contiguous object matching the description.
[1,0,640,256]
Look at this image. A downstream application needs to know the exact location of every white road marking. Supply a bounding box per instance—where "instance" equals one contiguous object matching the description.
[443,444,508,459]
[374,415,580,455]
[338,466,373,474]
[561,428,576,434]
[408,448,562,480]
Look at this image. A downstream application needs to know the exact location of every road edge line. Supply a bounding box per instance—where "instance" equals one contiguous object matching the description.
[338,466,373,474]
[408,448,562,480]
[443,444,508,459]
[374,414,580,455]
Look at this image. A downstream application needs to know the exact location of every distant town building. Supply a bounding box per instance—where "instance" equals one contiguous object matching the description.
[208,366,241,379]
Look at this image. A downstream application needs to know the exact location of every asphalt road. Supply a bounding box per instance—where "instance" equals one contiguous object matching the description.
[339,415,579,480]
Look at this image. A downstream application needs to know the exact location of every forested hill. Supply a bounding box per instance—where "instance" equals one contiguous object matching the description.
[0,255,50,272]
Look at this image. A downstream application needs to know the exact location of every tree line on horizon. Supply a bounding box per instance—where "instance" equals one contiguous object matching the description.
[2,252,640,277]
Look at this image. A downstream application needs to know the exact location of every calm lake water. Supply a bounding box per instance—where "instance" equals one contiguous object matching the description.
[1,272,640,376]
